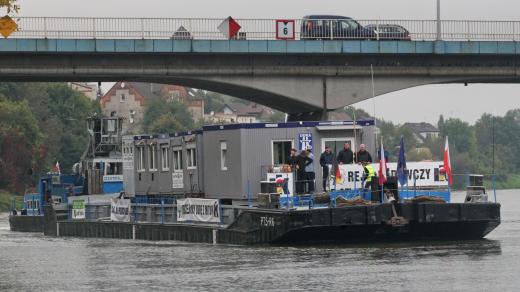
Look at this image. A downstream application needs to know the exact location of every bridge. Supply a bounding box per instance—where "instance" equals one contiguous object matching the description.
[2,17,520,120]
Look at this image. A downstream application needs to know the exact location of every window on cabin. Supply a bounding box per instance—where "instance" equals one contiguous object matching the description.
[172,148,183,172]
[220,141,228,171]
[161,144,170,171]
[149,144,157,171]
[186,146,197,169]
[137,146,145,172]
[107,162,123,175]
[272,140,293,166]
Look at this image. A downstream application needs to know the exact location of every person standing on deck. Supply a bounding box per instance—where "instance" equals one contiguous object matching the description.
[319,146,334,191]
[356,144,373,164]
[362,161,377,201]
[337,142,354,164]
[295,150,309,194]
[288,148,298,171]
[305,148,315,193]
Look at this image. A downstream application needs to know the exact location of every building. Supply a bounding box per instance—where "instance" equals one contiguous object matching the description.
[124,120,376,200]
[68,82,98,101]
[161,84,204,122]
[206,102,273,124]
[101,82,147,134]
[101,82,204,133]
[403,122,440,143]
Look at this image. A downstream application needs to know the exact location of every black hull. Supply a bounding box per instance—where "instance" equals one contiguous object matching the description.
[271,221,500,244]
[46,203,501,245]
[8,215,44,233]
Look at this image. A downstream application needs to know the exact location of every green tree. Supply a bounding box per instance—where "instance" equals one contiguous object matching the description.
[0,98,42,192]
[142,97,194,133]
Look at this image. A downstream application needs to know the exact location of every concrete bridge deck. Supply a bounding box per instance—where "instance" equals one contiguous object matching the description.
[1,39,520,120]
[2,39,520,55]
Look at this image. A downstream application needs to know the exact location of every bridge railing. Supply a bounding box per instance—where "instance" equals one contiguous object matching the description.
[9,17,520,41]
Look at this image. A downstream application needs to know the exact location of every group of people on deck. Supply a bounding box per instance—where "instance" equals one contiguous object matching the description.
[288,142,374,194]
[320,142,374,192]
[288,148,315,194]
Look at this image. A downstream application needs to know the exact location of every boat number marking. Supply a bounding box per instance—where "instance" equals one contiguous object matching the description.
[260,216,275,227]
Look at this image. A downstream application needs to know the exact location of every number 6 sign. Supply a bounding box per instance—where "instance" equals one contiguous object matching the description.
[276,19,295,40]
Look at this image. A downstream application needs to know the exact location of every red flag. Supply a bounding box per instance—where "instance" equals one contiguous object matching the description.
[218,17,241,39]
[378,140,387,186]
[52,161,60,174]
[443,136,452,186]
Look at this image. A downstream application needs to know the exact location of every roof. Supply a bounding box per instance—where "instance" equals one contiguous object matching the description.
[403,122,439,133]
[303,15,353,20]
[101,82,202,106]
[221,102,264,116]
[132,119,376,139]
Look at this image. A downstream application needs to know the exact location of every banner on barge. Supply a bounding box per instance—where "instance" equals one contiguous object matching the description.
[111,198,131,222]
[177,198,220,223]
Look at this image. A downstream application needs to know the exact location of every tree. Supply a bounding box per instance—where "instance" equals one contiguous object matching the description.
[142,97,194,133]
[0,0,20,13]
[438,118,476,154]
[0,98,41,192]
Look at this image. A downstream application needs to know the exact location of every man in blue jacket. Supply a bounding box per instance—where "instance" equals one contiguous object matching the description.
[319,146,334,191]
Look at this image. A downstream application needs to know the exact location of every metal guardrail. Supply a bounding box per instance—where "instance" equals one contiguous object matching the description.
[82,203,240,226]
[7,17,520,41]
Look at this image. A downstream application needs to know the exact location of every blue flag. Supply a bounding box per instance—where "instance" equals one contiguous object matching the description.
[397,136,408,186]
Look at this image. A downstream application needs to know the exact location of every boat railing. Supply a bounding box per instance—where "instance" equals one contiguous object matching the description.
[69,173,499,224]
[79,201,243,226]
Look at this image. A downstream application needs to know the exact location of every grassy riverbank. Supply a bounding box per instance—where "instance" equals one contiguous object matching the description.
[0,191,22,213]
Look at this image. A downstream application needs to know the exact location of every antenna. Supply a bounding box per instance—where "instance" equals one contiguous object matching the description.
[371,64,377,154]
[492,112,495,177]
[352,107,357,158]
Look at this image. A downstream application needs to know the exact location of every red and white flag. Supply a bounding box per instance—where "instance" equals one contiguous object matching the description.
[52,161,61,174]
[443,136,452,186]
[218,16,241,39]
[378,139,387,186]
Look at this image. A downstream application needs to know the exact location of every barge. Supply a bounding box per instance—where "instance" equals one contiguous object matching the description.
[10,119,501,244]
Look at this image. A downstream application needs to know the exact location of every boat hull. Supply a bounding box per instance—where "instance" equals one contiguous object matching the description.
[44,202,501,245]
[8,215,44,232]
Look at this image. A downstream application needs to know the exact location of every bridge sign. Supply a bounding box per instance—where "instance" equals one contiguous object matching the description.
[0,15,17,38]
[276,19,295,40]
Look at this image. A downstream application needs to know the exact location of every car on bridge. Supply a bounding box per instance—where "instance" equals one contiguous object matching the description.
[365,24,411,40]
[301,15,377,40]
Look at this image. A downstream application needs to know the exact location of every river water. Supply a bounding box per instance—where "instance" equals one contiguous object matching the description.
[0,190,518,291]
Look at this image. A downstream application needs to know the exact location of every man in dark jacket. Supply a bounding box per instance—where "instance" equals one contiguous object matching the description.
[319,146,334,191]
[288,148,298,170]
[295,150,310,194]
[356,143,373,163]
[336,142,354,164]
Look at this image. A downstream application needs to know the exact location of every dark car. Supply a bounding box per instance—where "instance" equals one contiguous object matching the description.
[365,24,411,40]
[301,15,376,40]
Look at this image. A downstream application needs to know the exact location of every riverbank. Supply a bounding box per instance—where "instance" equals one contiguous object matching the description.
[0,191,21,213]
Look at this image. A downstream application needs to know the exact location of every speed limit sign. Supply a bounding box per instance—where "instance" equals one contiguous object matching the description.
[276,19,295,40]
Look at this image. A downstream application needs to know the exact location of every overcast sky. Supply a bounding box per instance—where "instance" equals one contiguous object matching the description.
[14,0,520,124]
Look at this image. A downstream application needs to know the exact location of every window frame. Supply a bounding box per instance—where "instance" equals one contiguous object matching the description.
[149,144,158,172]
[137,146,145,172]
[186,145,197,169]
[271,140,294,166]
[172,147,183,172]
[220,141,228,171]
[161,144,170,172]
